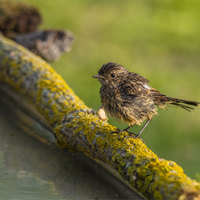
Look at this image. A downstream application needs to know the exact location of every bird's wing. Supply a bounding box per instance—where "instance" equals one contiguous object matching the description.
[120,73,150,96]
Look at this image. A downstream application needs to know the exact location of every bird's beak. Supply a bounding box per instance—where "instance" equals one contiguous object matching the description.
[92,74,100,78]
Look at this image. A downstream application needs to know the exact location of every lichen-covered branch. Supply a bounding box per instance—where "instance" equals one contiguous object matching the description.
[0,35,199,200]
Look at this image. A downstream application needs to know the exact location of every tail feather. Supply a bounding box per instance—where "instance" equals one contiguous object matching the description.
[150,88,199,111]
[164,97,200,112]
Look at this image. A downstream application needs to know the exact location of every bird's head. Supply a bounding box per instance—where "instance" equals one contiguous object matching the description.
[93,62,128,85]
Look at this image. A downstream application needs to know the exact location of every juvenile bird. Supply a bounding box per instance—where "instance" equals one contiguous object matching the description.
[93,62,199,137]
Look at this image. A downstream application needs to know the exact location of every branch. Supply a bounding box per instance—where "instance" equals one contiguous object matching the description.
[0,35,199,200]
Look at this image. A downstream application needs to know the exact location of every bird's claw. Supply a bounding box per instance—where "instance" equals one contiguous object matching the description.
[110,128,121,134]
[111,128,136,136]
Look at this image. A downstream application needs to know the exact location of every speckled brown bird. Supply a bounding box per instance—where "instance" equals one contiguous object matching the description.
[93,62,199,137]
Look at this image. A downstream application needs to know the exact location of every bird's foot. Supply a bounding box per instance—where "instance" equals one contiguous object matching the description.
[122,127,136,136]
[110,128,121,134]
[111,128,136,136]
[121,128,143,139]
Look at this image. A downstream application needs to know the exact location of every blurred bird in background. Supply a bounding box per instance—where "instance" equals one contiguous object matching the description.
[0,0,42,37]
[13,30,74,62]
[0,1,74,62]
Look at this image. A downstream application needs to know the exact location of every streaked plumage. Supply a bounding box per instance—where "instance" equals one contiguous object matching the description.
[93,62,199,137]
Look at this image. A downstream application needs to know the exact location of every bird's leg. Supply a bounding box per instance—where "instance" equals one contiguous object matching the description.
[135,118,151,138]
[117,124,135,136]
[110,125,134,134]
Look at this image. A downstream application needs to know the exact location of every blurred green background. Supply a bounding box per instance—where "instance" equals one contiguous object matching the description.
[18,0,200,179]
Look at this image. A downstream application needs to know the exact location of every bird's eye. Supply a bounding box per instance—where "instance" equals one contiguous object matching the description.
[110,73,115,78]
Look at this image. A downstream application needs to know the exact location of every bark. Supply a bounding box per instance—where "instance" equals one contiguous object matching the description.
[0,35,199,200]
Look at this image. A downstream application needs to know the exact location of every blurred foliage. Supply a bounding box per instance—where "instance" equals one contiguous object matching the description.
[14,0,200,179]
